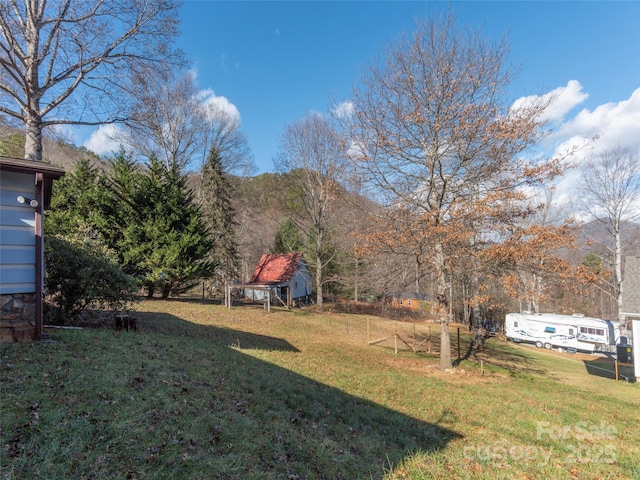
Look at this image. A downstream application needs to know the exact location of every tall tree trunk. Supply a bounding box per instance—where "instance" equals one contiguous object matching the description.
[468,232,484,350]
[614,217,623,324]
[473,310,484,349]
[24,7,43,162]
[25,114,43,162]
[435,243,452,370]
[354,252,359,302]
[440,315,452,369]
[316,231,323,311]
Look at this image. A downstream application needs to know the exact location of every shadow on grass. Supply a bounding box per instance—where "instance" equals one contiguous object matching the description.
[126,310,462,478]
[367,322,550,379]
[583,358,635,382]
[457,337,551,378]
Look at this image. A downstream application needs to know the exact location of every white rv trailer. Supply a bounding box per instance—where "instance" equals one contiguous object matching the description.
[505,312,619,353]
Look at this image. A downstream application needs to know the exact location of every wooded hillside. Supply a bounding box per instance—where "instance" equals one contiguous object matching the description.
[2,125,638,323]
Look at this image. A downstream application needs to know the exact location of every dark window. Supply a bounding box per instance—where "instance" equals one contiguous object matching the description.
[580,327,605,336]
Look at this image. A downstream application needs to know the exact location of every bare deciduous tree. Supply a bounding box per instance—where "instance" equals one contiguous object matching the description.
[0,0,182,162]
[274,113,349,311]
[341,14,562,369]
[201,103,255,177]
[122,69,254,174]
[123,69,205,171]
[579,145,640,323]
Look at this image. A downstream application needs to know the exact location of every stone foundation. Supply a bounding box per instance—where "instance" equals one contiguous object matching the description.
[0,293,38,344]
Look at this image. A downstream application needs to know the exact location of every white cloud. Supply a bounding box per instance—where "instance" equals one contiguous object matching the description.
[540,87,640,219]
[545,80,590,122]
[551,87,640,158]
[199,88,241,123]
[186,68,241,122]
[511,80,589,123]
[83,124,125,156]
[332,101,354,120]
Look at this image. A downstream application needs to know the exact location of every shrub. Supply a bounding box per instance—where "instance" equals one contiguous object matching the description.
[44,235,138,324]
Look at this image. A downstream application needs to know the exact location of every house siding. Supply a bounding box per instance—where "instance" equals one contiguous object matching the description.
[0,170,37,294]
[290,258,312,299]
[386,293,432,312]
[620,256,640,382]
[621,256,640,317]
[0,170,38,343]
[1,158,64,343]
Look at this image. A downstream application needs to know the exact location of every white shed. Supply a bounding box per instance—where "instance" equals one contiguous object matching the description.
[244,253,313,307]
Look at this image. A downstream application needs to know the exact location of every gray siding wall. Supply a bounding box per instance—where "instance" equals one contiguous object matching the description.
[0,171,37,294]
[621,256,640,317]
[290,262,312,299]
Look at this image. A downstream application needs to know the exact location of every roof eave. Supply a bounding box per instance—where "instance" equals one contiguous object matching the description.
[0,156,66,179]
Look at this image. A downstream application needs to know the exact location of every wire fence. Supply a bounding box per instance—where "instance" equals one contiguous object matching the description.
[321,312,476,361]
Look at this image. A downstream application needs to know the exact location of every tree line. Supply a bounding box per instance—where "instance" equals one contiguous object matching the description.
[2,3,638,370]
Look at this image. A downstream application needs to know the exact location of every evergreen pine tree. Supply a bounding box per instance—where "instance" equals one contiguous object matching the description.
[200,147,239,283]
[47,158,109,237]
[273,217,305,254]
[102,150,142,275]
[104,155,216,297]
[45,156,138,320]
[47,152,217,298]
[134,157,217,297]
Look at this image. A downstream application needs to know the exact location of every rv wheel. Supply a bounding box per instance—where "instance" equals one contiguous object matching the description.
[544,343,552,349]
[535,341,543,348]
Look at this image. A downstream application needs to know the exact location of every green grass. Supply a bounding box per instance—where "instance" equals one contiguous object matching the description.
[1,299,639,479]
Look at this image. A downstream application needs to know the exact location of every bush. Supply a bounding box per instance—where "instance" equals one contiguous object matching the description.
[44,235,138,324]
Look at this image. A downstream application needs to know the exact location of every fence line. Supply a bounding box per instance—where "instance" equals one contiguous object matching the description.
[321,314,477,359]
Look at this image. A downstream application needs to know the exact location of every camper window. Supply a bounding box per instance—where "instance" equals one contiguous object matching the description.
[544,326,556,333]
[580,327,604,336]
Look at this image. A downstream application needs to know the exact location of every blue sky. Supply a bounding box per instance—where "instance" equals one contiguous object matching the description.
[84,1,640,185]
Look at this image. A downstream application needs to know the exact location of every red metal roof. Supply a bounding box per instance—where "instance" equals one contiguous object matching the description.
[248,253,304,285]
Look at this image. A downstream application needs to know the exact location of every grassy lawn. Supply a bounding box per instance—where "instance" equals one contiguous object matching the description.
[1,299,638,479]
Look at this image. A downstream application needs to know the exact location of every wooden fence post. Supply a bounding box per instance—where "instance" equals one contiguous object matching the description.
[395,322,398,354]
[413,323,416,353]
[367,317,370,345]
